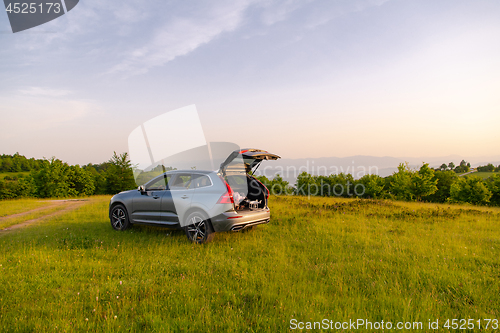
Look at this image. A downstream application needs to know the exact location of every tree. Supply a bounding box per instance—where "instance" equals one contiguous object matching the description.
[448,162,455,170]
[449,175,492,205]
[411,163,438,201]
[14,176,36,198]
[440,163,448,171]
[67,165,95,196]
[485,174,500,206]
[477,163,495,172]
[105,152,136,194]
[424,170,458,203]
[357,174,386,199]
[389,163,414,201]
[84,165,107,195]
[453,160,470,173]
[31,158,72,198]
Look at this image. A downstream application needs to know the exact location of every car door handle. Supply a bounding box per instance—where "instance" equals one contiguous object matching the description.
[153,196,160,199]
[181,195,189,199]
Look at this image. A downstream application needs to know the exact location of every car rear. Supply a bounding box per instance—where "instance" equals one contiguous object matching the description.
[208,148,278,232]
[209,173,272,232]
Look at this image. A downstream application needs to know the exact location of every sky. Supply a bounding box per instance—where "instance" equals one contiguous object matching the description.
[1,0,499,165]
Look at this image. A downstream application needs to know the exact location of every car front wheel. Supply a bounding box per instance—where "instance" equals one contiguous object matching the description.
[110,204,131,231]
[184,211,214,244]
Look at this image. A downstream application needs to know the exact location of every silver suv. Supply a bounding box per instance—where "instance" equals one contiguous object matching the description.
[109,149,280,243]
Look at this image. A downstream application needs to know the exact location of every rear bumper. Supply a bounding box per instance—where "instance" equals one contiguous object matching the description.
[211,209,271,232]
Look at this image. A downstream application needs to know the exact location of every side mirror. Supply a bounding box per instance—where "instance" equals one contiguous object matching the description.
[138,185,146,194]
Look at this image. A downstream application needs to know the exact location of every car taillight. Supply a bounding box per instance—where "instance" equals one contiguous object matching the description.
[217,177,234,204]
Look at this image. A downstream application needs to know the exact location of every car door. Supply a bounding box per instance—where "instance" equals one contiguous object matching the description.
[161,173,194,226]
[131,175,170,223]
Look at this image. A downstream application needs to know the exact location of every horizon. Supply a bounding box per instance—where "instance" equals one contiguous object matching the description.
[2,150,499,171]
[1,0,499,165]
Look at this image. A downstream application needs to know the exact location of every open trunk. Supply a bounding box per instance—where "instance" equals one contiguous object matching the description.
[226,174,269,211]
[220,148,280,211]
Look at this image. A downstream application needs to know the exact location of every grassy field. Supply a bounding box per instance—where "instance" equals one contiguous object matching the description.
[463,172,499,180]
[0,198,52,218]
[0,201,78,230]
[0,196,499,332]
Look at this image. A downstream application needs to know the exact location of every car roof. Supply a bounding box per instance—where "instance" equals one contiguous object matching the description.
[163,170,215,175]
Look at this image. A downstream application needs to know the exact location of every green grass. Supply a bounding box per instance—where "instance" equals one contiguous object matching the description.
[464,171,499,180]
[0,198,52,217]
[0,196,499,332]
[0,203,73,230]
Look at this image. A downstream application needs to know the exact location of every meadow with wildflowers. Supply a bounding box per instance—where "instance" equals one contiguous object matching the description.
[0,195,499,332]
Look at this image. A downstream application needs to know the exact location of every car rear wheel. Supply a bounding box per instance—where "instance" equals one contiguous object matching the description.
[110,204,131,231]
[184,211,214,244]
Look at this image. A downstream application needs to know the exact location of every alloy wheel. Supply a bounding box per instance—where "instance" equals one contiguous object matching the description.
[186,215,207,242]
[112,207,126,230]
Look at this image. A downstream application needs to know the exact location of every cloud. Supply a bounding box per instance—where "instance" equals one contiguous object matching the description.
[108,0,258,76]
[107,0,393,77]
[19,87,72,97]
[259,0,312,26]
[304,0,392,30]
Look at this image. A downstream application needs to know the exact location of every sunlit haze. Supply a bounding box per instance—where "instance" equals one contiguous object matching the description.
[1,0,499,165]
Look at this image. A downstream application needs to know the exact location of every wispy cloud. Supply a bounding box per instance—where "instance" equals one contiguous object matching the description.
[304,0,392,30]
[259,0,312,25]
[108,0,258,76]
[19,87,72,97]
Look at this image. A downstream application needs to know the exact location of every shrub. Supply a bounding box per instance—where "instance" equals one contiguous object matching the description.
[449,176,492,205]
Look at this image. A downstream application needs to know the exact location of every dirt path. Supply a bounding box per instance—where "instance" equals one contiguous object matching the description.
[0,200,68,222]
[0,200,89,234]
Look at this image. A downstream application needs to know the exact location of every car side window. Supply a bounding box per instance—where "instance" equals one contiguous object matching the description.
[190,174,212,189]
[170,173,193,190]
[146,175,171,191]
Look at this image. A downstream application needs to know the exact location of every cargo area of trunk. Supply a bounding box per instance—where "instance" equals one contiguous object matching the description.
[226,174,267,210]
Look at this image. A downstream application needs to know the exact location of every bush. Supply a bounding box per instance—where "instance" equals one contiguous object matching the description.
[477,163,496,172]
[356,174,386,199]
[424,170,458,203]
[31,158,73,198]
[449,176,492,205]
[485,174,500,206]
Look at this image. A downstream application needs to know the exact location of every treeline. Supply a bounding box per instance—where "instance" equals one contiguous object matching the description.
[2,152,500,206]
[0,153,45,172]
[476,163,500,172]
[0,152,136,199]
[258,163,500,206]
[437,160,472,173]
[437,160,500,173]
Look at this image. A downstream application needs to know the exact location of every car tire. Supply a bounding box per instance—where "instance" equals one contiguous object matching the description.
[110,204,131,231]
[184,211,215,244]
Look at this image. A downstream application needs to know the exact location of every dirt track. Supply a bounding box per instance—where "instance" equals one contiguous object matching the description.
[0,200,88,234]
